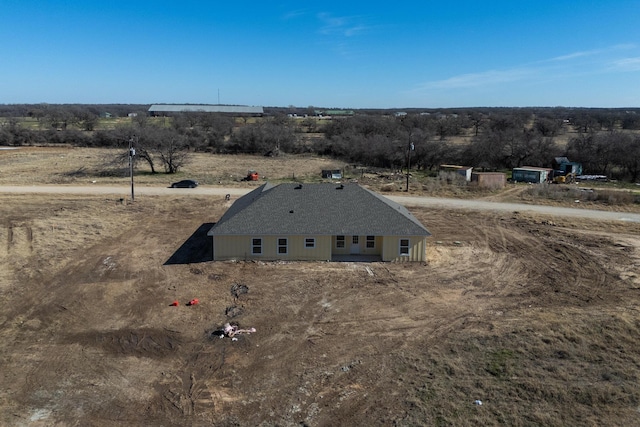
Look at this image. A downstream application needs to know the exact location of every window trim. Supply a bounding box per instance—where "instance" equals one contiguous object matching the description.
[366,235,375,249]
[277,237,288,255]
[336,235,345,248]
[252,237,263,255]
[399,238,410,256]
[305,237,316,249]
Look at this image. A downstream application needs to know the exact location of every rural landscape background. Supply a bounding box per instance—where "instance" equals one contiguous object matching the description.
[1,103,640,425]
[2,104,640,184]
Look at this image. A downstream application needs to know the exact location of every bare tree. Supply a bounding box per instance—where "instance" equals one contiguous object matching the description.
[157,132,190,174]
[619,135,640,182]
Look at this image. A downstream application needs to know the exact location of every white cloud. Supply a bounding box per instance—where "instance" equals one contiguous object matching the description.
[416,43,640,94]
[548,44,635,62]
[550,49,602,61]
[418,67,538,90]
[317,12,369,37]
[282,9,306,20]
[611,57,640,71]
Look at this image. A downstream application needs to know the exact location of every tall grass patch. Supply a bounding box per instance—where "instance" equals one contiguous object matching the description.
[523,184,640,206]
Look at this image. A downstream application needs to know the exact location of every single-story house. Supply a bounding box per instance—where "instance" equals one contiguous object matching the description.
[207,183,431,262]
[512,167,553,183]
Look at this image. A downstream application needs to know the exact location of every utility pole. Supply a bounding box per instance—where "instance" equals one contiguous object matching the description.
[406,132,414,192]
[129,135,136,201]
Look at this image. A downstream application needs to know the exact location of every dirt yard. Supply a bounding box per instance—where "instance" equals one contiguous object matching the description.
[1,148,640,426]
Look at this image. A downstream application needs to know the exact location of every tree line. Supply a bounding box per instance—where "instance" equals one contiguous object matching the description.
[1,104,639,181]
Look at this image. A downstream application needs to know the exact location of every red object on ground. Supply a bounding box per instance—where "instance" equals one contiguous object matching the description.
[188,298,199,306]
[170,300,179,306]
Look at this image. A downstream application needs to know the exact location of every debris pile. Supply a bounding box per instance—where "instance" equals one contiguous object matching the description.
[211,284,256,342]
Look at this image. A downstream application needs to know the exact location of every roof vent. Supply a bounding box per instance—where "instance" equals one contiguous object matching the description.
[336,184,344,190]
[294,184,303,189]
[289,210,294,213]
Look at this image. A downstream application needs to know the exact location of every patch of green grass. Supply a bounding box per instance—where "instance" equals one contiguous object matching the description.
[485,349,516,378]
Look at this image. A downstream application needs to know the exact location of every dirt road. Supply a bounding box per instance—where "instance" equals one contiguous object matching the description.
[2,184,639,223]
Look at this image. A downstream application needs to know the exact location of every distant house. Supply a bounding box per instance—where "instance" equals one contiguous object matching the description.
[512,167,553,183]
[439,165,473,182]
[100,112,112,118]
[314,109,355,117]
[148,104,264,116]
[207,183,431,262]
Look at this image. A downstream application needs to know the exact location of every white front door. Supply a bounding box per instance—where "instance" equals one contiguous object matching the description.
[350,236,360,254]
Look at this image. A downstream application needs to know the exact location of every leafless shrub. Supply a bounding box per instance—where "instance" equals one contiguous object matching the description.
[380,183,397,192]
[592,189,638,205]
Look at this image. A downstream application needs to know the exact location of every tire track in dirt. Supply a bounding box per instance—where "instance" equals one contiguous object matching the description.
[422,210,632,313]
[0,225,7,258]
[2,221,33,257]
[148,342,232,421]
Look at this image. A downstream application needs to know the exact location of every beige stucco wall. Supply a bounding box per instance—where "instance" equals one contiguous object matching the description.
[213,235,332,261]
[213,234,426,262]
[381,236,427,262]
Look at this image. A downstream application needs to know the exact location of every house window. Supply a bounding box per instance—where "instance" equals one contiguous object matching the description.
[252,238,262,255]
[278,238,288,255]
[305,238,316,248]
[336,235,345,248]
[366,235,375,248]
[399,239,410,256]
[352,236,359,245]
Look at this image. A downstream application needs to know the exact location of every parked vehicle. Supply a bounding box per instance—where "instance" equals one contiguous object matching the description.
[170,179,198,188]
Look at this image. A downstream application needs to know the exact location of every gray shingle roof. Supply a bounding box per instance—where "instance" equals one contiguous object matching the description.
[148,104,264,114]
[209,183,430,236]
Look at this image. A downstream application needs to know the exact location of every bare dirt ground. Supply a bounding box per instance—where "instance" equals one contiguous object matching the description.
[1,147,640,426]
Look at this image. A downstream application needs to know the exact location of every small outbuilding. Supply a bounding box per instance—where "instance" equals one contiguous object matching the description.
[471,172,506,189]
[439,165,473,182]
[321,169,343,179]
[512,167,553,183]
[208,183,430,262]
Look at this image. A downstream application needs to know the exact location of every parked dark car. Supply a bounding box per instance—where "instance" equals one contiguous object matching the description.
[170,179,199,188]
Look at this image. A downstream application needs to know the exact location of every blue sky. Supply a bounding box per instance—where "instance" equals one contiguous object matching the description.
[2,0,639,108]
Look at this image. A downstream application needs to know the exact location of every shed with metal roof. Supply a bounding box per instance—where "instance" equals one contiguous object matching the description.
[512,167,553,184]
[207,182,430,262]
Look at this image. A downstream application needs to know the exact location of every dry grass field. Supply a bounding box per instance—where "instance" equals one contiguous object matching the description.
[1,147,640,426]
[0,146,348,187]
